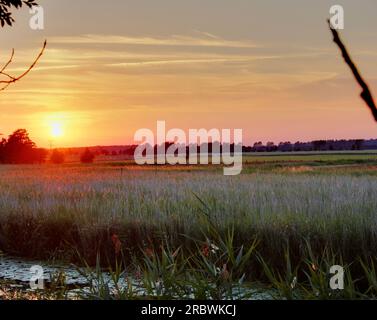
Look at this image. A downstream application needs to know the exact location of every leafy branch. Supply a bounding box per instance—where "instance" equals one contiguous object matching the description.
[0,0,38,27]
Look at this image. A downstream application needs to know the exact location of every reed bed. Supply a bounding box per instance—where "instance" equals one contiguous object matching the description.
[1,164,377,298]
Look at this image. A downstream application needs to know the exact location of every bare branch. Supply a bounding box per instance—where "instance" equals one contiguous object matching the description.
[328,20,377,122]
[0,48,14,73]
[0,40,47,91]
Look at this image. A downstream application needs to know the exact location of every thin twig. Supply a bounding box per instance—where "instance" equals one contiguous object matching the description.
[328,20,377,122]
[0,40,47,91]
[0,49,14,73]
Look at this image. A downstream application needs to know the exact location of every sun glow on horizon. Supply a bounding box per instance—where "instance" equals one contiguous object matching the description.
[50,122,64,138]
[45,113,68,141]
[34,111,93,148]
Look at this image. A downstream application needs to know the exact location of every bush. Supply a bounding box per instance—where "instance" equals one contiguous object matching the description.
[50,149,65,164]
[80,148,95,164]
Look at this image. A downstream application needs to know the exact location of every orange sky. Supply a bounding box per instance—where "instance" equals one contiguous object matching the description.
[1,0,377,148]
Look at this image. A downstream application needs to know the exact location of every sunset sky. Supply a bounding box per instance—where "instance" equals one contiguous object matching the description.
[0,0,377,148]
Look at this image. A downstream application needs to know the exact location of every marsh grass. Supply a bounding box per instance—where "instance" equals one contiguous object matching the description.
[1,163,377,298]
[74,221,377,300]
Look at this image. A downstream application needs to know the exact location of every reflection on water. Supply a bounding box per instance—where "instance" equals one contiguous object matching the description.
[0,256,273,300]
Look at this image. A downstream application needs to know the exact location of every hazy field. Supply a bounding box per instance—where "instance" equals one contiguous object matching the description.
[1,152,377,299]
[1,152,377,259]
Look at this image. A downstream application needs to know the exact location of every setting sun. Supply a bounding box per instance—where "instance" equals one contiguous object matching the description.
[50,122,64,138]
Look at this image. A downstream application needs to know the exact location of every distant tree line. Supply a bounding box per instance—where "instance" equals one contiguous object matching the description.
[246,139,368,152]
[80,139,376,157]
[18,137,374,165]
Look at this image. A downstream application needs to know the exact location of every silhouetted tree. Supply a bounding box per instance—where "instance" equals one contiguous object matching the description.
[312,140,327,151]
[80,148,95,164]
[0,137,6,162]
[266,142,277,152]
[33,147,48,164]
[0,129,47,163]
[50,149,65,164]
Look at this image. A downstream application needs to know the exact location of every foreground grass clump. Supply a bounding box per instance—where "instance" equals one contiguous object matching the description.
[0,163,377,298]
[76,223,377,300]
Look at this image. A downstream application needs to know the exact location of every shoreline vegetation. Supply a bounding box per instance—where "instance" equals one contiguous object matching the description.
[1,153,377,299]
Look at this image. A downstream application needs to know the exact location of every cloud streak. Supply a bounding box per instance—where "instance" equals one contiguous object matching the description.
[50,34,259,49]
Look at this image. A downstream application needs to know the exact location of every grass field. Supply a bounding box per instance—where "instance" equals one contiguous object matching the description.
[1,152,377,299]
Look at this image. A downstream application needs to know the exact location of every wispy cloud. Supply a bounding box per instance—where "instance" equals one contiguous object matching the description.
[50,34,259,49]
[192,30,222,40]
[105,56,283,68]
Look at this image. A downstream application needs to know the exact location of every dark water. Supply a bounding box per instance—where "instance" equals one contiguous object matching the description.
[0,256,273,299]
[0,256,88,286]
